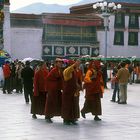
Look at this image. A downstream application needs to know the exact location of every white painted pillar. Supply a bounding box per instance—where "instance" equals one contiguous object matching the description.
[3,4,11,56]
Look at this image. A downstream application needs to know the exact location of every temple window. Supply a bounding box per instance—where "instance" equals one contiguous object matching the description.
[44,24,97,43]
[128,32,138,46]
[129,14,139,29]
[114,13,125,28]
[114,31,124,45]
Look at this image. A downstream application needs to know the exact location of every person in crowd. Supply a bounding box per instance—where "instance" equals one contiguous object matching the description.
[31,61,49,119]
[74,61,83,120]
[79,60,85,77]
[135,63,140,81]
[0,64,4,87]
[21,61,34,104]
[81,60,104,121]
[110,64,121,102]
[101,62,108,89]
[15,61,23,93]
[116,62,130,104]
[2,61,11,94]
[10,62,16,92]
[62,59,81,125]
[84,61,89,75]
[128,63,134,84]
[110,71,119,103]
[45,58,63,123]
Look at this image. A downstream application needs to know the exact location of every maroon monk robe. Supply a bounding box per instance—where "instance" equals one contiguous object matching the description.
[81,61,104,116]
[31,68,48,115]
[61,71,80,121]
[44,67,63,118]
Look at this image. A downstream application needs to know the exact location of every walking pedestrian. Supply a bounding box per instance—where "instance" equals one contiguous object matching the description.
[101,62,108,89]
[2,61,11,94]
[10,62,16,92]
[110,71,119,102]
[21,61,34,104]
[117,62,130,104]
[81,60,104,121]
[15,61,23,93]
[44,58,63,123]
[62,60,81,125]
[31,61,49,119]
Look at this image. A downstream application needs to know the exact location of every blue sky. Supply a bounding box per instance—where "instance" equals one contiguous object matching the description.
[10,0,82,11]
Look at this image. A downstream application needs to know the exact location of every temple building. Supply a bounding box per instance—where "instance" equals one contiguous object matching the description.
[41,13,102,60]
[1,0,140,60]
[70,0,140,57]
[10,13,102,60]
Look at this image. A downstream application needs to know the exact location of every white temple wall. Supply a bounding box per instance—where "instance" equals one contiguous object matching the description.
[3,5,11,55]
[97,15,140,58]
[11,28,43,60]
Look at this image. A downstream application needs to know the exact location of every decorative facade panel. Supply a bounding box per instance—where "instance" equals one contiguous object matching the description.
[92,48,99,57]
[42,45,99,58]
[80,47,90,55]
[66,46,78,55]
[54,46,64,56]
[43,45,52,56]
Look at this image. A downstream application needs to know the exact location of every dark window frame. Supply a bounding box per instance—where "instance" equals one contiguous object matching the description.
[114,13,125,29]
[129,14,139,29]
[114,31,124,45]
[128,32,138,46]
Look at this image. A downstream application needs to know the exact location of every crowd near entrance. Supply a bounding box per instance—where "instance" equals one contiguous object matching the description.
[1,56,140,125]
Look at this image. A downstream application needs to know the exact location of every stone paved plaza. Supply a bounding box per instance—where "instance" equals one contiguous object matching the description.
[0,83,140,140]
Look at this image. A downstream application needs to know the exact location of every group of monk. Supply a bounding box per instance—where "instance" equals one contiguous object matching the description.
[31,58,104,125]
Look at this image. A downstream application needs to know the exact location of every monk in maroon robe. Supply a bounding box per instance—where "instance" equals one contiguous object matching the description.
[62,60,81,125]
[44,58,63,123]
[81,60,104,121]
[31,62,49,119]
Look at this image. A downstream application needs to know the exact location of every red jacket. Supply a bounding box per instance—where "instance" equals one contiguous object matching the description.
[3,64,11,78]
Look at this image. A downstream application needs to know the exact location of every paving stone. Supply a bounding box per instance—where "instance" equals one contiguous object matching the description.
[0,83,140,140]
